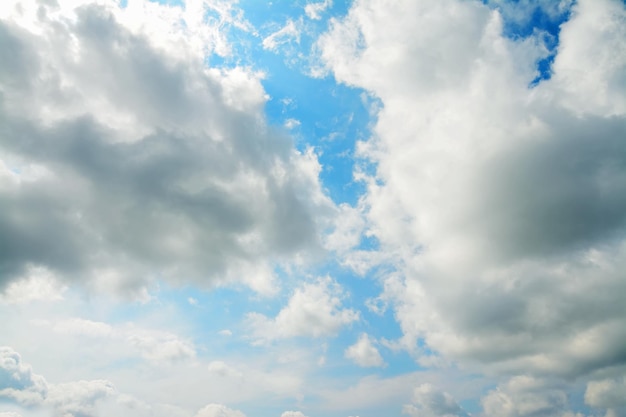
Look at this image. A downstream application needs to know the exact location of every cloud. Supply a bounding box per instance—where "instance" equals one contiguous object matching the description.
[194,403,247,417]
[246,276,359,342]
[0,347,115,417]
[0,266,66,304]
[585,377,626,411]
[47,380,116,417]
[481,376,587,417]
[262,19,301,52]
[305,0,332,20]
[207,361,243,379]
[403,384,469,417]
[0,0,333,297]
[39,317,196,364]
[280,412,308,417]
[344,333,384,368]
[318,0,626,381]
[0,346,47,406]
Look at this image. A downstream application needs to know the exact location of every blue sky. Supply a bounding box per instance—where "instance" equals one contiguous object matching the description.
[1,1,626,417]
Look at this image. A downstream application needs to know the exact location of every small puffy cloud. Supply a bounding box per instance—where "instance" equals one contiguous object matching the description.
[247,276,359,342]
[344,333,384,368]
[280,412,308,417]
[305,0,332,20]
[262,19,301,52]
[403,383,469,417]
[585,377,626,410]
[194,403,247,417]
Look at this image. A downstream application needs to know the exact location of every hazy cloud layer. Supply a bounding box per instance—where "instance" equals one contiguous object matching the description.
[319,0,626,384]
[0,0,332,296]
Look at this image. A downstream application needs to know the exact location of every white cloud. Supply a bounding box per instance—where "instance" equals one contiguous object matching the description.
[0,347,116,417]
[0,346,47,406]
[0,0,333,297]
[262,19,301,52]
[318,0,626,382]
[481,376,584,417]
[281,412,308,417]
[585,377,626,410]
[47,380,116,417]
[403,383,469,417]
[344,333,384,368]
[194,403,247,417]
[38,318,196,364]
[305,0,332,20]
[247,276,359,342]
[0,266,66,304]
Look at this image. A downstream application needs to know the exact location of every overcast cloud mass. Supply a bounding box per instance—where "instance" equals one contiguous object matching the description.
[1,0,625,416]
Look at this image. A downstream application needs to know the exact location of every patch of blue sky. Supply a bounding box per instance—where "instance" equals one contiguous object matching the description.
[208,0,373,205]
[483,0,574,85]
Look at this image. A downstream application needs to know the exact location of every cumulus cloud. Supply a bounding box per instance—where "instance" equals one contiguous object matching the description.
[0,0,333,296]
[318,0,626,382]
[280,412,308,417]
[344,333,384,368]
[403,384,469,417]
[481,376,586,417]
[0,346,47,406]
[585,377,626,413]
[247,276,359,342]
[0,266,66,304]
[194,403,247,417]
[0,347,115,417]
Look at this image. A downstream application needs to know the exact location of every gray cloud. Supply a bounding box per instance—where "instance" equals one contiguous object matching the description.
[403,383,469,417]
[0,2,332,294]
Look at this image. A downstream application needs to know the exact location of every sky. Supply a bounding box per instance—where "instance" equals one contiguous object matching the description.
[0,0,625,416]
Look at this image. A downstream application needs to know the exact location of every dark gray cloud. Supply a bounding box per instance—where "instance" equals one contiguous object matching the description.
[0,3,331,293]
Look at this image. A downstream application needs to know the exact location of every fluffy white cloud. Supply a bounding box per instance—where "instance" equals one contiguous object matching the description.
[247,276,359,342]
[280,412,308,417]
[0,346,47,406]
[0,347,115,417]
[0,266,66,304]
[194,403,247,417]
[344,333,384,368]
[403,384,469,417]
[305,0,332,20]
[0,0,333,297]
[318,0,626,381]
